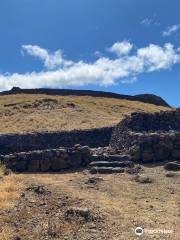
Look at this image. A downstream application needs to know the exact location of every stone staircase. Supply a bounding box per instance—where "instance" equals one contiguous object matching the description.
[89,154,134,174]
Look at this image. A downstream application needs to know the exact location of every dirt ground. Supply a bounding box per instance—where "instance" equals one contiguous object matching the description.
[0,164,179,240]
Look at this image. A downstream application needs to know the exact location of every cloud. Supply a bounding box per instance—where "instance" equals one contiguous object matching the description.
[22,45,73,69]
[137,43,179,71]
[108,41,133,56]
[141,18,154,26]
[163,24,180,37]
[141,18,160,27]
[0,41,180,91]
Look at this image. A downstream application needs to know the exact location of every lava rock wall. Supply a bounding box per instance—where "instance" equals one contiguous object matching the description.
[110,109,180,163]
[0,145,91,172]
[0,127,113,155]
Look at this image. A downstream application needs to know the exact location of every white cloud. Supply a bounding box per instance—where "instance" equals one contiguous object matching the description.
[141,18,154,26]
[108,41,133,56]
[141,18,160,27]
[0,41,180,91]
[137,43,179,71]
[22,45,73,69]
[163,24,180,37]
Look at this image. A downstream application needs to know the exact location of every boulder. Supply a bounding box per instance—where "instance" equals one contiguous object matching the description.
[79,146,90,154]
[80,146,92,165]
[134,175,153,183]
[65,207,93,222]
[164,162,180,171]
[104,154,132,162]
[90,166,124,174]
[130,146,141,161]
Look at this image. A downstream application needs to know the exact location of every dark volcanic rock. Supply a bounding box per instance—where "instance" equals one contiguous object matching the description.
[0,145,92,172]
[90,167,125,174]
[164,162,180,171]
[0,127,113,155]
[110,109,180,164]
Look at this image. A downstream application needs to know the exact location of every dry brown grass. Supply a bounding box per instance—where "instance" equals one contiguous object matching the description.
[0,171,24,240]
[0,94,170,133]
[0,227,15,240]
[0,174,23,210]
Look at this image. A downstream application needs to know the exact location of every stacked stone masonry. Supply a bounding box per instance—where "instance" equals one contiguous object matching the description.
[0,127,113,155]
[0,145,91,172]
[110,109,180,163]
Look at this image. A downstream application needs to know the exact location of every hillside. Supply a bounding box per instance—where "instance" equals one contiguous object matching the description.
[0,93,170,133]
[1,87,170,107]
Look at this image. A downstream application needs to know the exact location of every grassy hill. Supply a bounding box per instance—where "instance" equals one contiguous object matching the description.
[0,93,170,133]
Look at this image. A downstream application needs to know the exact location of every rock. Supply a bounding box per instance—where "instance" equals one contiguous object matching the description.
[104,154,132,162]
[90,167,112,174]
[85,177,103,185]
[134,175,153,183]
[27,160,40,172]
[91,155,103,162]
[51,158,68,171]
[16,160,27,172]
[81,148,92,165]
[26,185,47,194]
[172,149,180,159]
[65,207,93,222]
[141,151,154,163]
[89,160,134,168]
[90,167,124,174]
[130,146,141,161]
[3,168,12,175]
[68,151,82,168]
[164,162,180,171]
[126,165,143,175]
[79,146,91,154]
[40,158,51,172]
[74,144,82,150]
[165,172,177,177]
[154,143,171,161]
[112,167,125,173]
[34,186,46,194]
[13,236,21,240]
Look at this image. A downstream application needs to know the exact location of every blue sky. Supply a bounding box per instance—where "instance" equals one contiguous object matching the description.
[0,0,180,106]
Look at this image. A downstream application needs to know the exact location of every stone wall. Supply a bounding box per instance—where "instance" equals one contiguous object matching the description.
[122,131,180,163]
[0,127,113,155]
[110,109,180,163]
[117,109,180,133]
[0,145,91,172]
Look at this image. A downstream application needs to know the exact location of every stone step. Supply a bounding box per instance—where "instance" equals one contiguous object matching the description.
[90,167,125,174]
[91,154,132,162]
[89,160,134,168]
